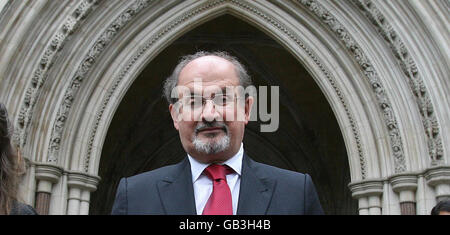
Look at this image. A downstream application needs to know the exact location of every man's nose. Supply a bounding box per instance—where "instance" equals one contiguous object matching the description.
[201,100,221,122]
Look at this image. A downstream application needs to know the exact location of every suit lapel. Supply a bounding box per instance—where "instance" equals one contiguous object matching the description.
[157,158,197,215]
[237,154,276,215]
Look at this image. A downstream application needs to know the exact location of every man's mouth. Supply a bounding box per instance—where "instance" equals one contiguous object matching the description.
[195,122,228,135]
[198,127,225,133]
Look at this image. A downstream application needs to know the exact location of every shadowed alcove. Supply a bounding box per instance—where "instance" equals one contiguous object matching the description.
[89,14,357,215]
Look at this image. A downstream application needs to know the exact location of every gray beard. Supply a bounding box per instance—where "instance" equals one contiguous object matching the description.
[192,129,230,155]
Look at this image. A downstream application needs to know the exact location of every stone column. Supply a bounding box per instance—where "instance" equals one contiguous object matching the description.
[34,164,63,215]
[390,174,418,215]
[425,166,450,202]
[66,172,101,215]
[67,186,81,215]
[349,180,384,215]
[357,197,369,215]
[79,190,92,215]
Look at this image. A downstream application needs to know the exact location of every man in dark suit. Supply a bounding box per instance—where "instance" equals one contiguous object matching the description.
[111,51,323,215]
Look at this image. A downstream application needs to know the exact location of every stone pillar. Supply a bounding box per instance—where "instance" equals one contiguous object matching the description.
[349,180,384,215]
[66,172,100,215]
[67,187,81,215]
[34,164,63,215]
[368,194,382,215]
[390,174,418,215]
[79,190,91,215]
[425,166,450,202]
[357,197,369,215]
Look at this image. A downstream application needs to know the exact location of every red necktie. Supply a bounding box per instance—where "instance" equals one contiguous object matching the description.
[202,164,233,215]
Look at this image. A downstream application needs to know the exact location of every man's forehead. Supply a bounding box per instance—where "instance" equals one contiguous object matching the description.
[178,84,236,96]
[185,55,232,67]
[178,56,239,84]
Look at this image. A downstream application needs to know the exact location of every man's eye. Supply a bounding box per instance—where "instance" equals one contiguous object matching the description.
[188,97,203,106]
[214,95,232,105]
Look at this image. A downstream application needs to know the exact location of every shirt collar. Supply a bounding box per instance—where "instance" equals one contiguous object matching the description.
[188,143,243,183]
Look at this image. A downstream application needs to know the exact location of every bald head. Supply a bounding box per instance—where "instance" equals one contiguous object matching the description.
[178,56,239,88]
[163,51,252,104]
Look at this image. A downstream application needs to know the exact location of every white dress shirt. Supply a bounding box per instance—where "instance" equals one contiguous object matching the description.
[187,143,243,215]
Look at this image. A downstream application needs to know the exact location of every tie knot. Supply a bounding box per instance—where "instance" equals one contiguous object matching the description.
[204,164,233,181]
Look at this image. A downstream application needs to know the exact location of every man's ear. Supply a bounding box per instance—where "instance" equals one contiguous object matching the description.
[169,103,180,130]
[244,96,254,125]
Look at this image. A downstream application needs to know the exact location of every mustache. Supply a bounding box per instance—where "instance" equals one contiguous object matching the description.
[195,121,228,134]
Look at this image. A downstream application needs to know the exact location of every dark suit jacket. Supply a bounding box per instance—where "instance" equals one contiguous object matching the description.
[111,154,324,215]
[10,201,38,215]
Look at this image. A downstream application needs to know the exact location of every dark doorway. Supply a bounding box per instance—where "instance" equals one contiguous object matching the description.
[89,14,357,214]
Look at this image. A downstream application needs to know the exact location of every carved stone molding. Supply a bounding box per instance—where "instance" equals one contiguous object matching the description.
[348,180,384,199]
[34,163,64,184]
[351,0,443,166]
[47,0,154,163]
[390,174,418,193]
[294,0,406,173]
[14,0,101,149]
[424,166,450,186]
[67,171,101,192]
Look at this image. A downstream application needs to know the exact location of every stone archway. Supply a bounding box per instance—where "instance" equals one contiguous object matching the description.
[89,14,356,215]
[0,0,448,215]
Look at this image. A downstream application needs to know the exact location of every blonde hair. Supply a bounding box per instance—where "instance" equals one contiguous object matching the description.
[0,103,26,214]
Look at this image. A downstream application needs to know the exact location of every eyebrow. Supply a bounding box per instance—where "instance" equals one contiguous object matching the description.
[188,88,232,97]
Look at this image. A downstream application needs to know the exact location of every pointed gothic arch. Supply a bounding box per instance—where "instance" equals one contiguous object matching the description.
[0,0,448,215]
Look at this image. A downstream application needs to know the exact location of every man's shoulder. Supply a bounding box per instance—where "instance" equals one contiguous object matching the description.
[247,157,309,182]
[125,160,185,184]
[247,157,316,199]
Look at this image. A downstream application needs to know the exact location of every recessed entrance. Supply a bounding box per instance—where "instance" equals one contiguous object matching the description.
[89,14,357,215]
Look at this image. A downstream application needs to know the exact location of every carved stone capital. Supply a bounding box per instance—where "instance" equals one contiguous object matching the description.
[348,179,384,199]
[67,171,101,192]
[35,163,63,184]
[424,166,450,200]
[424,166,450,186]
[389,173,418,193]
